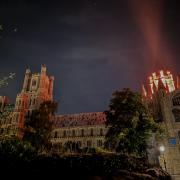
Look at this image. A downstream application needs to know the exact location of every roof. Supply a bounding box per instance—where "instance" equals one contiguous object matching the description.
[54,112,106,128]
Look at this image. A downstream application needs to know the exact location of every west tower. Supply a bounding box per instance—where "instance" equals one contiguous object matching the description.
[12,65,54,136]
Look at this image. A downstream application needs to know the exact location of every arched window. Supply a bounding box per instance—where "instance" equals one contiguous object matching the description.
[172,108,180,122]
[63,130,66,137]
[100,129,103,136]
[87,140,92,147]
[54,131,58,138]
[172,94,180,106]
[90,129,93,136]
[81,129,84,136]
[72,130,75,136]
[29,99,32,106]
[97,140,103,147]
[178,131,180,140]
[32,80,36,86]
[16,114,19,122]
[27,110,30,117]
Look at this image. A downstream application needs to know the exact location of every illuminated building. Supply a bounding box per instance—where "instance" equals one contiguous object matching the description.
[51,112,107,152]
[0,96,15,137]
[11,65,54,137]
[0,96,9,113]
[143,70,180,179]
[8,65,107,150]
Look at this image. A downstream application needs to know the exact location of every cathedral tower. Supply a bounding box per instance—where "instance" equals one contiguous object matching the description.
[12,65,54,137]
[143,70,180,177]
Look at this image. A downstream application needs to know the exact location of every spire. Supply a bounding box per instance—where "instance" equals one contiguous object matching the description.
[41,64,46,74]
[25,66,31,74]
[142,84,147,97]
[22,67,31,92]
[152,81,157,94]
[158,78,166,91]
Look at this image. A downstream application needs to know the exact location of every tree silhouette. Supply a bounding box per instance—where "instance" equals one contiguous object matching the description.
[105,88,158,158]
[23,101,58,153]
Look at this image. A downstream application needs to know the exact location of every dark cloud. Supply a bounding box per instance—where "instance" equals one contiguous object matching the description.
[0,0,180,114]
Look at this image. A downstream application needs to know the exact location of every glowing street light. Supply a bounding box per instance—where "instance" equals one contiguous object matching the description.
[159,145,165,152]
[159,145,167,171]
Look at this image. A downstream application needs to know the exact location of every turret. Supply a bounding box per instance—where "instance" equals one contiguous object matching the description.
[49,76,54,100]
[176,76,180,90]
[152,81,157,95]
[41,64,46,75]
[158,78,166,91]
[157,78,167,98]
[22,68,31,92]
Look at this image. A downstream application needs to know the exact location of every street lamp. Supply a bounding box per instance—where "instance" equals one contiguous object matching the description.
[159,145,165,152]
[159,145,167,171]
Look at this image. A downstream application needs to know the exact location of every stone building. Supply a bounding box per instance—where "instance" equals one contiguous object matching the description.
[0,96,14,138]
[51,112,107,152]
[0,96,9,113]
[12,65,54,136]
[142,70,180,179]
[8,65,107,149]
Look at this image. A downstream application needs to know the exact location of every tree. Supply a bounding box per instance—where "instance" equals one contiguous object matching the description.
[0,73,15,88]
[23,101,58,153]
[0,73,15,137]
[104,88,158,158]
[0,137,37,162]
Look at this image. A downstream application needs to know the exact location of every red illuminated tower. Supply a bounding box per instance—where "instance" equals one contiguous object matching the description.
[12,65,54,137]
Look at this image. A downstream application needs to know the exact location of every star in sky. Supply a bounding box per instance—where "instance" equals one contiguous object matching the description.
[13,28,18,32]
[0,25,3,31]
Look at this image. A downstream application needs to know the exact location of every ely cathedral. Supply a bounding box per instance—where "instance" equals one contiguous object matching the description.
[1,65,180,178]
[10,65,107,149]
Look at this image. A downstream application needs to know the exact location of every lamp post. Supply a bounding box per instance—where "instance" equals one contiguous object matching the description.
[159,145,167,171]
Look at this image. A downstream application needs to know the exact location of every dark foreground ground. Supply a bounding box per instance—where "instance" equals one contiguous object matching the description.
[0,153,171,180]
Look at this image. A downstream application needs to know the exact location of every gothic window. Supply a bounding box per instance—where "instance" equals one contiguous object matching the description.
[59,143,62,148]
[77,141,82,147]
[33,99,36,105]
[72,130,75,136]
[54,131,58,138]
[172,94,180,106]
[100,128,103,136]
[63,130,66,137]
[178,131,180,140]
[32,80,36,86]
[29,99,31,106]
[97,140,103,147]
[87,140,92,147]
[81,129,84,136]
[6,128,9,134]
[16,114,19,122]
[9,117,12,124]
[90,129,93,136]
[27,110,30,117]
[172,108,180,122]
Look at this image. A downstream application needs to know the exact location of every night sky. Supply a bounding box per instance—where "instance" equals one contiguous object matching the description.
[0,0,180,114]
